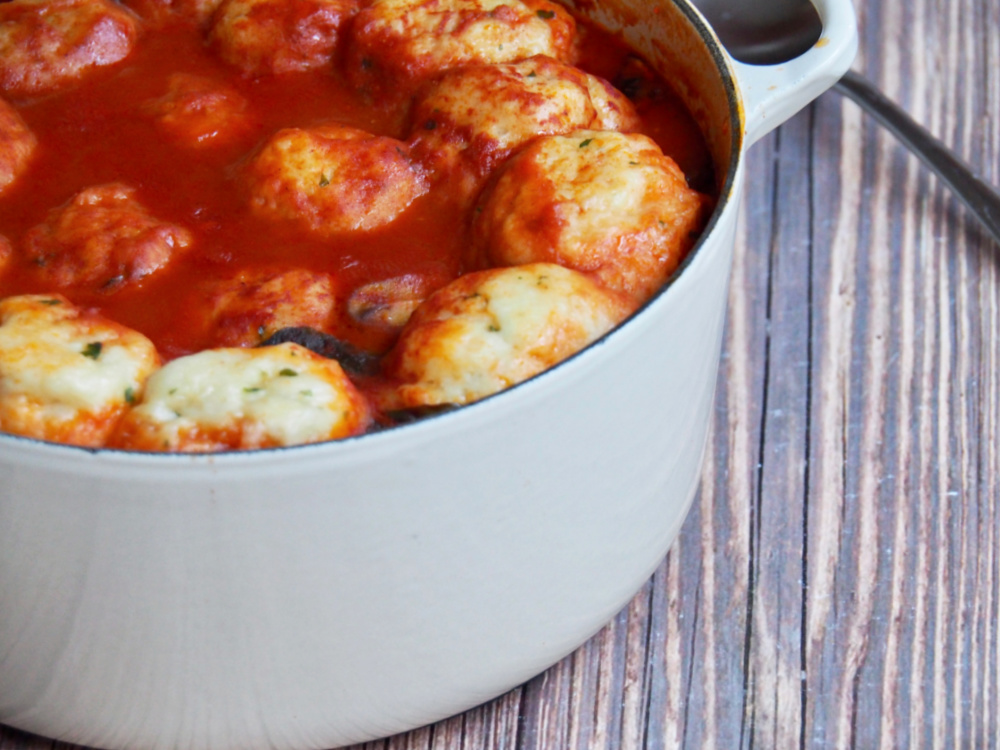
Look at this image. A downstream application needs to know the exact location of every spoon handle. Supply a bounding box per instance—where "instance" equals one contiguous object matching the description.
[834,70,1000,245]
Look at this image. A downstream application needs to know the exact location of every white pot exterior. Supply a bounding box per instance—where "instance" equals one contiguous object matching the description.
[0,2,857,748]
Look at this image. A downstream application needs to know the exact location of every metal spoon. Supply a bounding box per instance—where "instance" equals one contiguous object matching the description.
[692,0,1000,245]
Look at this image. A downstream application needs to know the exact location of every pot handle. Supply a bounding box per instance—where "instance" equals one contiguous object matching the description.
[731,0,859,148]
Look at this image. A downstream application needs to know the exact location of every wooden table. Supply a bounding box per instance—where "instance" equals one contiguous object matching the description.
[3,0,998,746]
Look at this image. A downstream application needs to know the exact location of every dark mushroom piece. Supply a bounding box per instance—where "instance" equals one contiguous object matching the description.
[259,326,381,377]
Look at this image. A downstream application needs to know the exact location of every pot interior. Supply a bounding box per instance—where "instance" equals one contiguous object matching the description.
[0,0,742,458]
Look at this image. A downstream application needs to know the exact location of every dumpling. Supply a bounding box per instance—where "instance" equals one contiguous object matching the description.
[0,0,139,98]
[0,294,160,446]
[0,97,36,194]
[407,56,640,202]
[210,0,361,76]
[111,342,372,451]
[23,183,194,293]
[345,0,576,97]
[471,130,711,302]
[245,125,427,235]
[382,263,630,408]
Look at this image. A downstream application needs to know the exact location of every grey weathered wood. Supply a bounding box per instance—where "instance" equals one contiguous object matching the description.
[2,0,998,747]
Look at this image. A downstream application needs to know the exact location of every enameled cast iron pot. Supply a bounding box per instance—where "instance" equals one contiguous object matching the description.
[0,2,857,748]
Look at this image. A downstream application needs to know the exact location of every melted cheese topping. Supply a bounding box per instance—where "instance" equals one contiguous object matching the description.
[113,342,371,451]
[385,263,630,407]
[0,294,160,445]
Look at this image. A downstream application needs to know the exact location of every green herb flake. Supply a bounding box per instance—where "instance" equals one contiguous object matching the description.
[578,138,593,148]
[628,161,640,166]
[124,386,136,404]
[488,324,501,332]
[40,298,62,306]
[82,341,103,359]
[244,386,263,394]
[536,9,555,18]
[300,389,313,397]
[319,173,330,187]
[279,368,298,377]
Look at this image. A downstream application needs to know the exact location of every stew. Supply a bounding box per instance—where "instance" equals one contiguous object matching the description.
[0,0,714,450]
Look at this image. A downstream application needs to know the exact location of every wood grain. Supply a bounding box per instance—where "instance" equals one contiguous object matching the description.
[2,0,997,747]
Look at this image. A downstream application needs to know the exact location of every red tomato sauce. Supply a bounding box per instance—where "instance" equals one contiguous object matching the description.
[0,15,713,360]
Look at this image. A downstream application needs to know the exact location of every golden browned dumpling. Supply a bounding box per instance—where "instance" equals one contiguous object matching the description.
[0,97,36,194]
[0,0,139,98]
[210,0,360,76]
[382,263,630,408]
[246,124,428,235]
[142,73,256,148]
[0,294,161,446]
[111,342,371,451]
[472,130,711,303]
[345,0,576,97]
[407,56,640,201]
[204,267,338,347]
[23,183,194,293]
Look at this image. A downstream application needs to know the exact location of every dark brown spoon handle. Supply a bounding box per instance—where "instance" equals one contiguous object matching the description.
[834,69,1000,245]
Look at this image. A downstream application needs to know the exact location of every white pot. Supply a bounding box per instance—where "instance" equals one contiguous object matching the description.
[0,2,857,748]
